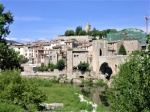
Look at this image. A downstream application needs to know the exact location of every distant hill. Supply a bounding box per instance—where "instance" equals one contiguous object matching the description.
[6,40,22,44]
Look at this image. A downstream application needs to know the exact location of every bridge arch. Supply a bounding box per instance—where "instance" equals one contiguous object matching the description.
[99,62,112,80]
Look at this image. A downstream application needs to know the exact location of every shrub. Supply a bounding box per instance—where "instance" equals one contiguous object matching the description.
[37,65,48,72]
[56,59,65,70]
[106,52,150,111]
[0,103,25,112]
[0,69,46,111]
[48,62,56,71]
[78,62,89,72]
[118,44,127,55]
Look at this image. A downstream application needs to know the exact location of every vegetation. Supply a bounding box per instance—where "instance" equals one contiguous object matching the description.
[75,26,82,35]
[38,59,65,72]
[56,59,65,70]
[64,30,75,36]
[0,4,23,70]
[118,44,127,55]
[77,62,90,72]
[106,38,150,111]
[64,25,117,38]
[36,78,93,111]
[0,69,46,111]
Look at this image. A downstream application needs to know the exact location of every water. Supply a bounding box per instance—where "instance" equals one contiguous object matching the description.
[72,83,109,107]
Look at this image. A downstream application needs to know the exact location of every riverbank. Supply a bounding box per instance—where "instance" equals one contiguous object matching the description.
[37,78,109,111]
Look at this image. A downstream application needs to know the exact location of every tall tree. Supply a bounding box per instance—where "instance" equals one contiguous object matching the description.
[118,44,127,55]
[0,4,13,43]
[107,46,150,111]
[0,4,22,70]
[75,26,82,35]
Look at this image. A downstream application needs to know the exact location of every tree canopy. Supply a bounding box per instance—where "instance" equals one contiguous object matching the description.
[118,44,127,55]
[0,4,13,42]
[107,38,150,111]
[0,4,22,70]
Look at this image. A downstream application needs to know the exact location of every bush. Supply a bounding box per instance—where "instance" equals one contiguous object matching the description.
[0,103,25,112]
[118,44,127,55]
[96,79,106,87]
[106,51,150,111]
[78,62,89,72]
[0,69,46,111]
[37,65,48,72]
[48,62,56,71]
[56,59,65,70]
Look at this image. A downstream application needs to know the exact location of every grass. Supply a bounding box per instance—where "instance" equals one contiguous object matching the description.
[38,79,93,111]
[32,78,109,111]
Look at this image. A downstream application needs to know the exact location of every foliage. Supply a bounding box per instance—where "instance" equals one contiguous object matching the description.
[77,62,89,72]
[75,26,82,35]
[0,43,22,70]
[0,102,25,112]
[39,81,93,111]
[96,79,106,87]
[0,69,46,111]
[0,4,13,41]
[0,4,22,70]
[146,34,150,44]
[118,44,127,55]
[56,59,65,70]
[18,55,28,64]
[37,64,48,72]
[64,30,75,36]
[64,25,117,39]
[106,49,150,111]
[48,62,56,71]
[79,30,86,35]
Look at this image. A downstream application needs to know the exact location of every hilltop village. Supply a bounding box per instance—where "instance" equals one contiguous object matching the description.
[8,23,147,80]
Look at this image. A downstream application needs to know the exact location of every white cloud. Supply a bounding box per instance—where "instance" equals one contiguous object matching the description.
[20,38,34,42]
[5,37,17,41]
[14,16,42,22]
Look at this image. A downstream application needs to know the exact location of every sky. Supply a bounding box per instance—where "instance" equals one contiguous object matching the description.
[0,0,150,43]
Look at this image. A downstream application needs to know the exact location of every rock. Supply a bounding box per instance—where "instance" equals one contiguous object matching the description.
[73,79,82,84]
[40,103,63,110]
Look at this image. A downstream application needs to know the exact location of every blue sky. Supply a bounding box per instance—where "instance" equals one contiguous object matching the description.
[0,0,150,43]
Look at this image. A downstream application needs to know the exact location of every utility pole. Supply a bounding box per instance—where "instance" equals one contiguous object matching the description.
[145,16,149,34]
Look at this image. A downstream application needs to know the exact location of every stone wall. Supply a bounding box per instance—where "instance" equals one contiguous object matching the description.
[123,40,141,54]
[72,52,88,67]
[21,70,66,78]
[66,51,73,79]
[99,55,128,75]
[55,36,93,42]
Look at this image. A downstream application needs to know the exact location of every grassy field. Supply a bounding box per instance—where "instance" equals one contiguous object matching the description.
[37,78,108,111]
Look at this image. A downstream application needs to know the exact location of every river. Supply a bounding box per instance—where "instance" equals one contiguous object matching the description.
[72,83,109,107]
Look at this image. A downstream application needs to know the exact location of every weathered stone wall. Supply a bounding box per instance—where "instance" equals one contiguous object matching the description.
[66,51,73,79]
[55,36,92,42]
[123,40,141,54]
[72,52,88,67]
[99,55,128,75]
[92,39,108,77]
[21,70,66,78]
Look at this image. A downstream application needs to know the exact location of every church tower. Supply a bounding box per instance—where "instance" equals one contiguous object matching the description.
[85,23,91,33]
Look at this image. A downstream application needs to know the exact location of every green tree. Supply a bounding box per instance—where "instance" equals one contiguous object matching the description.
[109,29,117,33]
[18,55,28,64]
[56,59,65,70]
[0,69,46,111]
[77,62,89,72]
[64,30,75,36]
[79,30,86,36]
[75,26,82,35]
[107,51,150,111]
[0,43,22,70]
[0,4,22,70]
[118,44,127,55]
[0,4,13,43]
